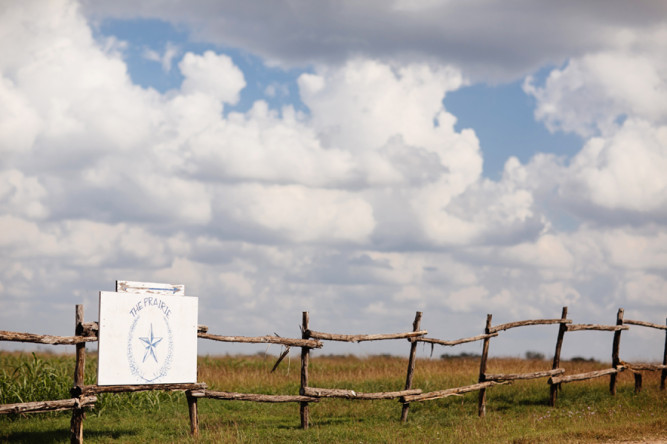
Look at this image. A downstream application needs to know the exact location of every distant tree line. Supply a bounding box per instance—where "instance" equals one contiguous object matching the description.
[440,351,598,363]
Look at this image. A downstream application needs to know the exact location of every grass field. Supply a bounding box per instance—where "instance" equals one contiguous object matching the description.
[1,351,666,443]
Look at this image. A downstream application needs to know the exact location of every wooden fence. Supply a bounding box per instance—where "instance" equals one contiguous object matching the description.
[1,305,666,442]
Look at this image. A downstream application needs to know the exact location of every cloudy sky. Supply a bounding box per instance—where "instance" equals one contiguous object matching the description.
[2,0,666,360]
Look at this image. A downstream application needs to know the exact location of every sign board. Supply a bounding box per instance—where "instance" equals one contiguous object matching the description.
[97,283,198,385]
[116,280,185,296]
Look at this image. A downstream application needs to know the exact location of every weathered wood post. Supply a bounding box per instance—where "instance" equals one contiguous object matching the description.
[300,311,310,429]
[400,311,422,422]
[186,391,199,437]
[633,372,643,393]
[662,317,667,391]
[477,314,493,417]
[70,305,85,444]
[609,308,624,395]
[550,307,568,407]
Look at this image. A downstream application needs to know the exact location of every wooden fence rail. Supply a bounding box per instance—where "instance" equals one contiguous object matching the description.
[1,305,666,443]
[306,330,426,343]
[0,396,97,415]
[402,381,508,403]
[0,331,95,345]
[198,332,322,348]
[197,390,318,403]
[549,368,623,385]
[624,319,667,330]
[417,332,498,346]
[566,324,628,332]
[488,318,572,334]
[303,387,422,400]
[485,368,565,382]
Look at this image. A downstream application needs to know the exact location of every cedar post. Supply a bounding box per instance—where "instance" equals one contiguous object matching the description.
[477,314,493,417]
[609,308,624,395]
[186,391,199,437]
[634,373,642,393]
[400,311,422,422]
[661,317,667,390]
[70,305,85,444]
[300,312,310,429]
[549,307,568,407]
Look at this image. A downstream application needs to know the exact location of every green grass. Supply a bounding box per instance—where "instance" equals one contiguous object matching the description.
[1,352,666,443]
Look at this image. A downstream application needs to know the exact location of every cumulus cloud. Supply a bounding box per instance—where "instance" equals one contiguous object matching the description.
[179,50,245,104]
[221,184,376,244]
[625,272,667,308]
[524,29,667,221]
[560,120,667,216]
[0,77,42,154]
[299,60,465,152]
[180,101,356,187]
[524,43,667,137]
[81,0,667,82]
[2,0,667,360]
[0,170,48,219]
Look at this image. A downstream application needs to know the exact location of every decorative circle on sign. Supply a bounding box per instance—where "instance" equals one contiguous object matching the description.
[127,309,174,383]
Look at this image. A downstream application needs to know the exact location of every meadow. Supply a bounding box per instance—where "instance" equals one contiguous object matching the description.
[1,351,666,443]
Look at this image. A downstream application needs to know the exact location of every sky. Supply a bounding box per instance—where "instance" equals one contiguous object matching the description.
[1,0,667,361]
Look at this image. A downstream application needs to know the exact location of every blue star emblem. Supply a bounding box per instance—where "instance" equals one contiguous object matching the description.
[139,324,163,363]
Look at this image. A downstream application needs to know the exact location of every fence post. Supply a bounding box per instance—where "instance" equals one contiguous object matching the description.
[662,317,667,390]
[477,314,493,417]
[609,308,624,395]
[300,312,310,429]
[633,372,643,393]
[549,307,568,407]
[186,391,199,437]
[400,311,422,422]
[70,304,85,444]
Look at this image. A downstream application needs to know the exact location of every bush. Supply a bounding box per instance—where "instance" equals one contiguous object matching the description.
[525,351,545,361]
[440,352,481,360]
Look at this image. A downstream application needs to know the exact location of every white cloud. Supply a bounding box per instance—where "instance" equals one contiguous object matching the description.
[143,42,180,72]
[299,60,465,153]
[601,228,667,270]
[221,184,376,244]
[0,216,57,253]
[522,30,667,220]
[500,234,574,270]
[446,285,518,314]
[179,50,246,104]
[0,77,42,154]
[180,100,357,187]
[538,282,581,307]
[560,120,667,215]
[142,47,161,63]
[524,46,667,137]
[624,272,667,308]
[0,170,48,219]
[264,82,289,98]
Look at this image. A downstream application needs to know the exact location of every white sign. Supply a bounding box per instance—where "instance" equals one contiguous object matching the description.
[97,290,198,385]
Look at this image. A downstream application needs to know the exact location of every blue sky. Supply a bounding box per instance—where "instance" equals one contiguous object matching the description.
[446,81,583,179]
[2,0,667,361]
